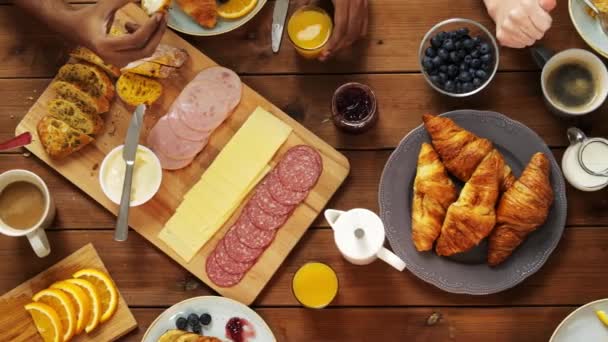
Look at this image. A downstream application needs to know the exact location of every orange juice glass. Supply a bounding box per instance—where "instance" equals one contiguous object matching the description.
[292,262,339,309]
[287,6,333,59]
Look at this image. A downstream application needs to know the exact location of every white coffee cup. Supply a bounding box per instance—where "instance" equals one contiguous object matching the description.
[0,170,54,257]
[532,47,608,117]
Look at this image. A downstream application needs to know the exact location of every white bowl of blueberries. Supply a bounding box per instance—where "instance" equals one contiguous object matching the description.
[419,18,499,97]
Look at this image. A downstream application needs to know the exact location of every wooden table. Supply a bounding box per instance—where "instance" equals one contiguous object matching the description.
[1,1,607,340]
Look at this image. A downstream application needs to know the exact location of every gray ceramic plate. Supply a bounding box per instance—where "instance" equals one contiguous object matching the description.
[379,110,567,295]
[168,0,268,37]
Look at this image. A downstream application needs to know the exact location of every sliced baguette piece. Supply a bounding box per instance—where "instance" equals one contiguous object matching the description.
[142,0,171,15]
[37,115,94,159]
[141,44,189,67]
[57,63,115,101]
[116,72,163,106]
[70,47,121,78]
[121,60,176,78]
[48,99,104,135]
[52,81,109,114]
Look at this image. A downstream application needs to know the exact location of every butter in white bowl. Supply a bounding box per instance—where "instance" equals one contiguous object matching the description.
[99,145,162,207]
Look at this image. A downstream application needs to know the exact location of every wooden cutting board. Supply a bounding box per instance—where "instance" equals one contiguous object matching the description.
[15,4,350,305]
[0,244,136,341]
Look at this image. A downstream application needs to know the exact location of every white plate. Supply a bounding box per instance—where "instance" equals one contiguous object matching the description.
[168,0,268,37]
[569,0,608,58]
[550,298,608,341]
[143,296,276,341]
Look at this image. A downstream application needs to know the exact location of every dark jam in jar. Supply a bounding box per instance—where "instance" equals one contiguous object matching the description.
[331,82,377,133]
[225,317,255,342]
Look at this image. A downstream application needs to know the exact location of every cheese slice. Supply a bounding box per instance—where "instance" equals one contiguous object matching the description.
[159,107,291,262]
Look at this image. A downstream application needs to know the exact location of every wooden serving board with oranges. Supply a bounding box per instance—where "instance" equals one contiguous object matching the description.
[0,244,136,342]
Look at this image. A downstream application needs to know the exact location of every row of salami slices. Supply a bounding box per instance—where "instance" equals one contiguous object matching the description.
[147,66,243,170]
[206,145,323,287]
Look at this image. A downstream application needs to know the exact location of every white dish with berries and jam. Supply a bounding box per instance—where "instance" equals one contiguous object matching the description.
[143,296,276,342]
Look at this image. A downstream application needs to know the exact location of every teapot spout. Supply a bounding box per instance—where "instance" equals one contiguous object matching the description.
[324,209,345,230]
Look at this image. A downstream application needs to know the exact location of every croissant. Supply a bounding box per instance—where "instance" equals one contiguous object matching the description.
[177,0,217,28]
[422,114,516,191]
[435,150,503,256]
[411,143,458,251]
[487,153,553,266]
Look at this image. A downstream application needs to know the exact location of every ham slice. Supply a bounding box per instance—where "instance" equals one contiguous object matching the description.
[167,109,210,142]
[147,116,208,160]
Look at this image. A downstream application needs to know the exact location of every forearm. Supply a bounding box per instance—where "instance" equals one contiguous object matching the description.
[14,0,79,41]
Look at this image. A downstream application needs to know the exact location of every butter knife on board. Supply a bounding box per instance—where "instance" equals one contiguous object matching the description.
[271,0,290,53]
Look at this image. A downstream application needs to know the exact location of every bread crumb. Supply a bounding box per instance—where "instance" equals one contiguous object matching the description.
[92,163,99,171]
[22,152,31,157]
[426,312,441,326]
[9,115,14,119]
[26,96,34,100]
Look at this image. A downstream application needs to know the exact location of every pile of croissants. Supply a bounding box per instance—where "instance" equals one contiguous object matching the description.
[411,114,554,266]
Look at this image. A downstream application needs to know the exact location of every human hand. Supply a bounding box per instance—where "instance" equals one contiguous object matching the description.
[318,0,368,61]
[70,0,167,66]
[484,0,556,48]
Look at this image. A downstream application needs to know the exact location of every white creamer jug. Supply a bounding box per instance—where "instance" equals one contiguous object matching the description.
[324,208,406,271]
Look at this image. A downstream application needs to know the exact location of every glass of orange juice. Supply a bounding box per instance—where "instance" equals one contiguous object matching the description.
[287,5,333,59]
[292,262,339,309]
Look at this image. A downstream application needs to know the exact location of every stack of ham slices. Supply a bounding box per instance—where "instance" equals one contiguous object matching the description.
[147,66,242,170]
[206,145,323,287]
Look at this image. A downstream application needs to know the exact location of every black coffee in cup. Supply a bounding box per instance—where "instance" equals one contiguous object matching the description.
[546,62,596,110]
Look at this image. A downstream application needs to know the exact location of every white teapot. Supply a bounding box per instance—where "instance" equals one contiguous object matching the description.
[324,208,406,271]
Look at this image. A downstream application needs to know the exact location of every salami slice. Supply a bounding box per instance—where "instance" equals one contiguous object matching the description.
[252,181,295,216]
[290,145,322,167]
[224,227,263,263]
[206,252,244,288]
[151,147,193,170]
[245,200,288,231]
[277,145,323,192]
[266,170,309,205]
[215,239,254,275]
[235,215,276,249]
[167,109,211,142]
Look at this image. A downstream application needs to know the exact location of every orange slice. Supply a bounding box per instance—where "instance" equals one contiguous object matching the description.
[217,0,258,19]
[50,281,92,335]
[73,269,118,323]
[64,278,101,333]
[25,302,63,342]
[32,288,77,341]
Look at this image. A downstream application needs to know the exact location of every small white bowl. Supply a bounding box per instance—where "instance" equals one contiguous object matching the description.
[99,144,162,207]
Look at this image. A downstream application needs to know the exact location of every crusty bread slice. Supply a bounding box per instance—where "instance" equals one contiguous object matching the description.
[37,115,94,159]
[52,81,110,114]
[70,47,121,78]
[142,0,171,15]
[117,72,163,106]
[48,99,104,135]
[121,60,176,79]
[57,63,115,101]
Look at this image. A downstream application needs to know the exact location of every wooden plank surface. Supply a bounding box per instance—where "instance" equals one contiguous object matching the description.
[2,229,608,307]
[123,306,576,342]
[0,244,137,342]
[0,0,589,77]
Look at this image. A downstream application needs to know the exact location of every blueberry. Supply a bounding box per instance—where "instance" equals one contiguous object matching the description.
[463,39,475,50]
[438,72,447,83]
[192,323,202,334]
[448,31,459,40]
[454,40,463,50]
[471,50,480,59]
[432,56,443,67]
[176,317,188,330]
[439,64,448,73]
[199,313,212,326]
[422,56,434,70]
[472,36,481,46]
[429,69,439,76]
[457,49,467,59]
[431,36,442,48]
[449,51,461,63]
[430,75,440,85]
[438,48,449,60]
[471,59,481,68]
[457,27,469,37]
[444,80,455,92]
[425,47,436,57]
[481,53,492,63]
[473,78,482,87]
[459,71,472,82]
[475,69,488,79]
[464,55,473,64]
[188,313,199,327]
[456,81,463,93]
[469,68,477,76]
[459,63,468,71]
[437,31,448,41]
[447,64,459,76]
[480,43,491,54]
[462,82,474,92]
[443,39,455,51]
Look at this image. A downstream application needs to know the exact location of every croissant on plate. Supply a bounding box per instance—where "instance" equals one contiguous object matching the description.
[435,149,504,256]
[411,143,458,251]
[177,0,217,28]
[487,153,553,266]
[422,113,516,191]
